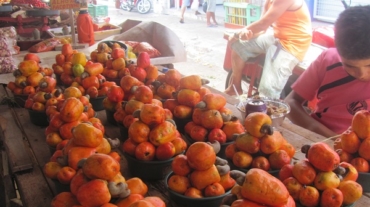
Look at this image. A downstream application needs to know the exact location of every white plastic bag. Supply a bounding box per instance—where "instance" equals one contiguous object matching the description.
[191,0,199,11]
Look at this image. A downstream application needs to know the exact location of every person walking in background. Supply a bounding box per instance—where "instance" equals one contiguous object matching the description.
[180,0,201,23]
[224,0,312,98]
[285,5,370,137]
[206,0,218,27]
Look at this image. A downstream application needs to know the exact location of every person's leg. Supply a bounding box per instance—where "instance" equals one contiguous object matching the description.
[258,44,299,98]
[224,50,245,95]
[224,32,276,96]
[180,0,190,23]
[206,0,217,26]
[211,12,218,25]
[206,12,212,26]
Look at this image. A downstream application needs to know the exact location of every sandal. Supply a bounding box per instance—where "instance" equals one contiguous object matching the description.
[180,19,184,24]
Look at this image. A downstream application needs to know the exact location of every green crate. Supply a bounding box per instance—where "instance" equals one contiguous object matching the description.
[223,2,261,27]
[88,4,108,18]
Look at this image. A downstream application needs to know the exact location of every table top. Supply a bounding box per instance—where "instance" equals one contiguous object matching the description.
[0,83,369,207]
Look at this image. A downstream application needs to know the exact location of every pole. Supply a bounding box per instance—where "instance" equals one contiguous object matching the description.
[69,8,77,45]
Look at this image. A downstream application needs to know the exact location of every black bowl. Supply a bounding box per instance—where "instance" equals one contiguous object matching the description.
[165,172,231,207]
[90,96,106,111]
[55,74,63,86]
[105,77,121,86]
[217,141,233,160]
[28,109,49,127]
[105,109,117,125]
[357,172,370,192]
[122,152,174,181]
[13,94,29,107]
[117,123,129,141]
[173,117,192,134]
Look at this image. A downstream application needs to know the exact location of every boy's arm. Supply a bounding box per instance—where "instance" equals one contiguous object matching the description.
[285,91,338,138]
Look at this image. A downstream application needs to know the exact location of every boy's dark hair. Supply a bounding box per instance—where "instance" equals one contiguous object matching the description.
[335,5,370,60]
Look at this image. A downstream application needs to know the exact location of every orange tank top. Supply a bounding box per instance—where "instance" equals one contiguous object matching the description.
[269,0,312,61]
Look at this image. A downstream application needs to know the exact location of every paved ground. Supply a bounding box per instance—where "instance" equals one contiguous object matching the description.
[98,0,332,93]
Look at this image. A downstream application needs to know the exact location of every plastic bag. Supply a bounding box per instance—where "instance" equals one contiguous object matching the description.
[203,1,208,13]
[0,27,18,55]
[133,42,161,58]
[28,37,61,53]
[123,41,140,48]
[0,56,16,74]
[0,37,12,57]
[191,0,199,11]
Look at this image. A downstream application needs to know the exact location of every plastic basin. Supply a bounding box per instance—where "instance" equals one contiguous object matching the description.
[105,77,121,86]
[13,94,29,108]
[90,96,105,111]
[28,109,48,127]
[357,172,370,192]
[117,123,128,141]
[123,152,175,181]
[105,109,117,125]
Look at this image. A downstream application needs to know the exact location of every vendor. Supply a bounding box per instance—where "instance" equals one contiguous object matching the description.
[224,0,312,99]
[285,5,370,137]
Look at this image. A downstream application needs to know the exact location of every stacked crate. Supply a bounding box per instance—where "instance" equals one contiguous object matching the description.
[223,0,262,29]
[88,4,108,18]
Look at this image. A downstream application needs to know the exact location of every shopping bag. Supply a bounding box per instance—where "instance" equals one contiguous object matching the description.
[191,0,199,11]
[202,1,208,13]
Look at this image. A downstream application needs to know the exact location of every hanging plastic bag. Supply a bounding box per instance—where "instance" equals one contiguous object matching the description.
[191,0,200,11]
[202,1,208,13]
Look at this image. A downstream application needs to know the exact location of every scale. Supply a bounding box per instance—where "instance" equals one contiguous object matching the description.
[50,0,89,50]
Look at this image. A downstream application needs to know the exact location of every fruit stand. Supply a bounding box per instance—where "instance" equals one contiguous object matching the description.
[0,19,370,205]
[1,76,370,206]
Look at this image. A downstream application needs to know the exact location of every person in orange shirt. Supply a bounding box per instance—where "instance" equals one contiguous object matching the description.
[224,0,312,99]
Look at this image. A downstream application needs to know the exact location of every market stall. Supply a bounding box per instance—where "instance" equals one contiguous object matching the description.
[0,4,369,206]
[1,81,370,206]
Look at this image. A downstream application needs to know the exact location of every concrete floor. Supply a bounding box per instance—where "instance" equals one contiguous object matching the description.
[98,1,333,94]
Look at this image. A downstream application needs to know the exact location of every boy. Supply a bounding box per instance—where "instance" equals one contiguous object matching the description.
[285,5,370,137]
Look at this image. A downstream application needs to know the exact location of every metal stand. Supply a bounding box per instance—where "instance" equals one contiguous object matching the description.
[70,8,89,49]
[55,8,88,50]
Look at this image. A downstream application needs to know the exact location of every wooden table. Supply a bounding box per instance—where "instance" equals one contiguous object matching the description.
[0,83,369,207]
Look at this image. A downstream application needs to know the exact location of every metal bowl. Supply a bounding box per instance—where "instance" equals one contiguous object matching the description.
[237,97,290,127]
